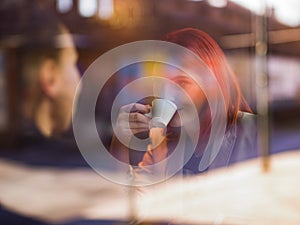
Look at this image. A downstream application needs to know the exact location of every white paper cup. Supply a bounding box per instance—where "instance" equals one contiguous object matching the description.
[145,99,177,128]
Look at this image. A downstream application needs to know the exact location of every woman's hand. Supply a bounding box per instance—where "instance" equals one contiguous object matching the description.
[114,103,151,147]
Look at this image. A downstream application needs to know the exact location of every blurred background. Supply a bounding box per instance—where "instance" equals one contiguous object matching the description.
[0,0,300,224]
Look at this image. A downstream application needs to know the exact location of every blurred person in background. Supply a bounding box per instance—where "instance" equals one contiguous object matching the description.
[110,28,257,178]
[21,16,79,137]
[0,6,90,225]
[0,8,84,167]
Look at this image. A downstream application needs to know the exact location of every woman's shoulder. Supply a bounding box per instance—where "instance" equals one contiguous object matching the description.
[236,111,257,139]
[237,111,256,122]
[236,111,257,132]
[230,111,258,163]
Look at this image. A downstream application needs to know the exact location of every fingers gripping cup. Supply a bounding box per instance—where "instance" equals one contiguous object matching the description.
[145,99,177,129]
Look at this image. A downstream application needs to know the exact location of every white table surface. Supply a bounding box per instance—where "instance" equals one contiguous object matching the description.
[0,150,300,225]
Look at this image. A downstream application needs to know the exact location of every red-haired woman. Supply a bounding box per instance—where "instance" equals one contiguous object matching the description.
[111,28,257,177]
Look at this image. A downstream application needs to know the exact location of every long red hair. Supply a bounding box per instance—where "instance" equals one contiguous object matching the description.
[164,28,251,128]
[164,28,252,155]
